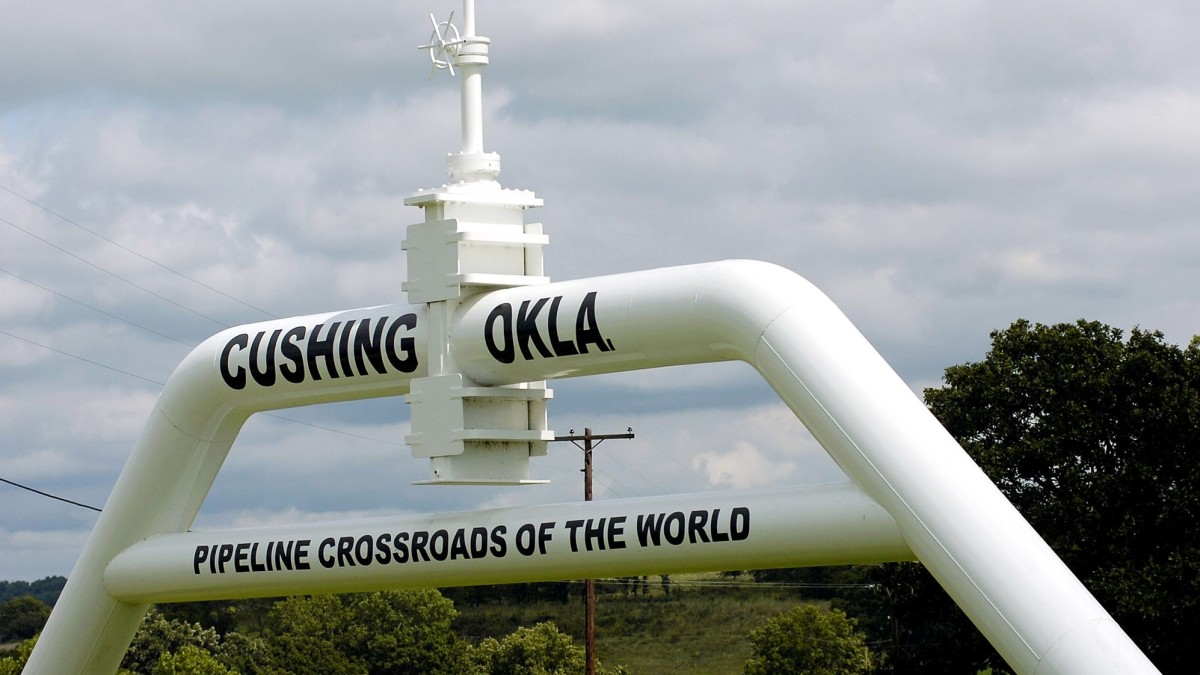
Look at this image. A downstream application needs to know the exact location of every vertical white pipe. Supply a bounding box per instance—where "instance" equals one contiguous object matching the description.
[460,66,484,155]
[463,0,476,37]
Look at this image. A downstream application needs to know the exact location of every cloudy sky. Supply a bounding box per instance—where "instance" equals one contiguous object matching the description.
[2,0,1198,582]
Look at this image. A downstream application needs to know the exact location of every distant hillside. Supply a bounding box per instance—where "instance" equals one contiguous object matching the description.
[0,577,67,606]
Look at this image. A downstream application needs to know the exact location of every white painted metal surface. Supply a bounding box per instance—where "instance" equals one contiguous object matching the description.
[103,483,909,604]
[25,2,1159,673]
[28,262,1160,673]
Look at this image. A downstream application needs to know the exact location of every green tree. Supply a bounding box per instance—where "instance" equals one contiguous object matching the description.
[153,644,236,675]
[158,600,242,637]
[743,604,872,675]
[831,563,996,674]
[847,320,1200,673]
[0,577,66,606]
[472,621,586,675]
[121,610,224,674]
[0,595,51,642]
[265,590,471,675]
[0,635,37,675]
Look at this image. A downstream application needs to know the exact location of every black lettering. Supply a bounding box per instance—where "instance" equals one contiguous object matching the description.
[217,544,235,573]
[353,317,388,376]
[469,527,489,558]
[318,537,336,569]
[411,530,430,562]
[429,530,449,561]
[280,327,306,383]
[515,523,536,556]
[609,515,627,550]
[273,540,294,571]
[193,546,209,575]
[248,330,281,387]
[249,542,267,572]
[538,522,554,555]
[385,314,419,373]
[710,509,730,542]
[575,292,610,353]
[393,532,410,564]
[547,296,579,356]
[337,536,356,567]
[337,320,357,379]
[306,322,341,380]
[490,526,507,557]
[663,512,686,545]
[688,510,712,544]
[731,507,750,541]
[450,529,470,560]
[584,518,606,551]
[295,539,311,570]
[636,513,665,547]
[485,303,515,364]
[375,533,392,564]
[565,519,584,553]
[220,334,248,389]
[516,298,553,360]
[354,534,373,566]
[233,543,250,573]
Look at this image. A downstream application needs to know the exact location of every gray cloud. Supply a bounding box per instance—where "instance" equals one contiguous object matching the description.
[2,0,1199,581]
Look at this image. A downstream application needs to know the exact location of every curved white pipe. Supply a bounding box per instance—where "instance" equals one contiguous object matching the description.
[26,304,428,674]
[103,483,909,603]
[448,260,1157,674]
[28,260,1156,674]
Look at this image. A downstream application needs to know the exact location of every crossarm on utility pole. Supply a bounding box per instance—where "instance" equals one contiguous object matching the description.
[552,427,635,675]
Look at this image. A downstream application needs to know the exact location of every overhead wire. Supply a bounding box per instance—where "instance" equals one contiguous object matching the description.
[0,183,278,320]
[0,327,165,386]
[0,213,230,328]
[0,476,102,512]
[0,327,405,446]
[0,190,407,447]
[0,265,195,347]
[0,188,716,518]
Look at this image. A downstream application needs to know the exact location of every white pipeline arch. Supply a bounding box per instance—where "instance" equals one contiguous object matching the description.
[26,260,1157,674]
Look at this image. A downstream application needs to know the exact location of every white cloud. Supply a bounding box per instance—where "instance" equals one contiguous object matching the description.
[2,0,1200,582]
[694,442,787,490]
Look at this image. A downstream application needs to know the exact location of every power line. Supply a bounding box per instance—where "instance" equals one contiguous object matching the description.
[0,183,278,320]
[0,265,195,347]
[0,328,404,448]
[0,476,102,512]
[0,214,229,328]
[0,328,165,386]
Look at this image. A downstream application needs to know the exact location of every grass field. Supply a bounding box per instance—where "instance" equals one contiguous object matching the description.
[451,573,819,674]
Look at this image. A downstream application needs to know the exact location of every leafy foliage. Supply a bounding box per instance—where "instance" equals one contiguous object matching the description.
[441,582,575,606]
[264,590,472,675]
[841,320,1200,673]
[0,595,51,642]
[152,644,236,675]
[0,635,37,675]
[831,564,999,674]
[472,621,587,675]
[121,610,225,674]
[0,577,66,607]
[743,604,872,675]
[118,609,272,674]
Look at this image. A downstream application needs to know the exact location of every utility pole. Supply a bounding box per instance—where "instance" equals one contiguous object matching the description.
[553,427,634,675]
